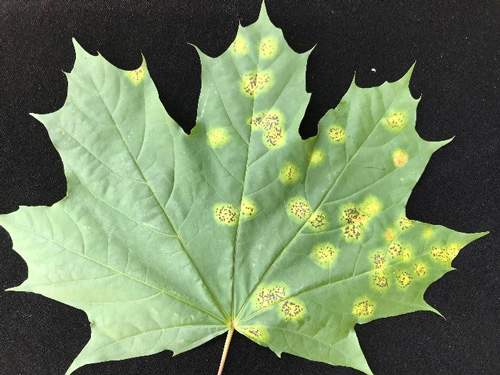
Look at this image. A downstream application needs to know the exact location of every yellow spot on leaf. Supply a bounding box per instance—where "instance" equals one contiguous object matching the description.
[384,228,396,242]
[255,284,287,308]
[307,211,328,231]
[126,65,146,85]
[279,299,306,321]
[287,197,311,222]
[231,34,247,55]
[263,126,285,149]
[402,246,413,261]
[395,270,413,288]
[422,226,434,239]
[398,216,413,231]
[393,149,409,167]
[241,70,273,97]
[327,124,346,143]
[279,162,300,184]
[414,263,427,277]
[361,195,383,217]
[310,150,324,165]
[371,250,387,269]
[447,243,461,260]
[341,204,367,241]
[240,198,257,219]
[353,299,375,317]
[431,245,449,263]
[240,325,269,343]
[311,243,337,268]
[388,242,403,258]
[384,110,407,131]
[213,203,239,226]
[208,127,230,148]
[259,36,279,59]
[251,110,284,130]
[371,270,389,291]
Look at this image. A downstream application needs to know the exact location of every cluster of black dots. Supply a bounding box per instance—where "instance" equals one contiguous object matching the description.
[372,272,389,289]
[288,199,311,220]
[396,271,413,288]
[280,300,303,320]
[256,285,287,308]
[353,299,374,317]
[386,112,406,131]
[264,126,284,148]
[215,205,238,225]
[388,242,403,258]
[242,71,271,97]
[372,252,387,269]
[342,206,368,239]
[317,244,335,262]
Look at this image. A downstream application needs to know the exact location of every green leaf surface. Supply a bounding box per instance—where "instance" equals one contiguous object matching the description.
[0,4,487,374]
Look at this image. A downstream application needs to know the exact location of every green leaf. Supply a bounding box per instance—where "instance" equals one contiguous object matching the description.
[0,3,487,374]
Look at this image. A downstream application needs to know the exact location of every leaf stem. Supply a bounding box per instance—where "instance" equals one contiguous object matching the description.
[217,324,234,375]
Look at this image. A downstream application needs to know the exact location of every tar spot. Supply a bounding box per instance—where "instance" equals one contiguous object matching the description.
[353,299,375,317]
[307,211,328,231]
[256,285,287,308]
[214,203,239,226]
[384,111,407,131]
[241,70,273,97]
[287,197,312,221]
[280,299,305,320]
[327,125,346,143]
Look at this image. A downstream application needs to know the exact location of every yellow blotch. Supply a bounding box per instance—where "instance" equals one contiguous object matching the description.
[392,149,409,168]
[310,150,324,165]
[126,65,146,85]
[361,195,383,217]
[384,110,408,131]
[240,198,257,219]
[279,299,306,321]
[327,124,346,144]
[255,284,287,309]
[249,110,284,131]
[231,34,248,55]
[240,325,269,343]
[259,36,279,59]
[388,242,403,258]
[307,211,328,231]
[422,226,434,239]
[241,70,273,97]
[279,162,300,184]
[402,246,413,261]
[447,243,462,260]
[430,245,450,263]
[395,270,413,289]
[414,263,427,277]
[341,204,367,241]
[213,203,239,226]
[208,127,230,148]
[371,250,387,269]
[384,228,396,242]
[311,243,337,268]
[398,216,413,231]
[371,270,389,291]
[287,197,311,222]
[353,299,375,318]
[263,126,285,149]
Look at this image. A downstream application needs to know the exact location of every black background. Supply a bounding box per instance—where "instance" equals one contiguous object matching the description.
[0,1,499,374]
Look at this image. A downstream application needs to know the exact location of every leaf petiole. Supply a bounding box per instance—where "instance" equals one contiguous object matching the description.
[217,323,235,375]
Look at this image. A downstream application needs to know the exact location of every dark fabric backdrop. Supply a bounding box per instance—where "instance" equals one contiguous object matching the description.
[0,1,498,374]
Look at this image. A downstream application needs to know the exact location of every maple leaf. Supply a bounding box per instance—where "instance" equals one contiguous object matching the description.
[0,4,487,375]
